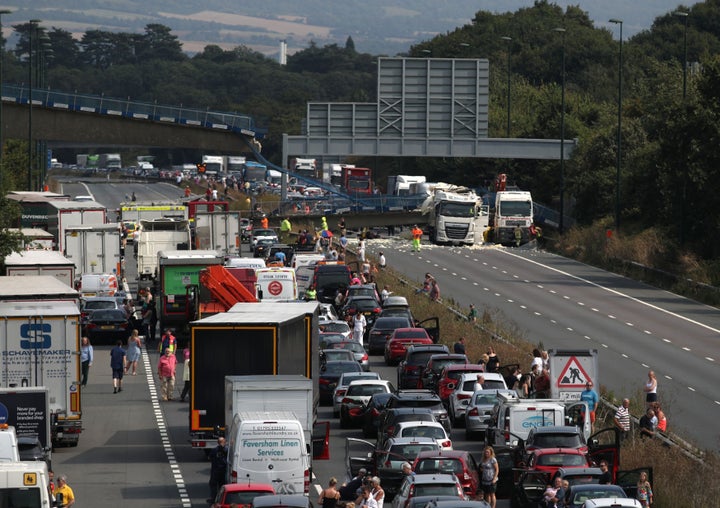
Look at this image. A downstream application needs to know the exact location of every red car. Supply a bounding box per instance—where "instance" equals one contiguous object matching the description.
[436,364,485,405]
[384,328,433,366]
[212,482,275,508]
[412,449,481,497]
[521,448,591,477]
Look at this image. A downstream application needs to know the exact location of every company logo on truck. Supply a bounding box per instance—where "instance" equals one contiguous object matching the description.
[20,324,52,349]
[521,415,554,429]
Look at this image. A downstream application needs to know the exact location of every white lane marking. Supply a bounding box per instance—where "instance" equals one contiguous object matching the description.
[141,347,191,508]
[706,357,715,362]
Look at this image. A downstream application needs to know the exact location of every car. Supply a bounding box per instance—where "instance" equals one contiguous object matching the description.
[320,348,356,363]
[318,360,363,405]
[17,436,51,470]
[447,373,507,427]
[360,392,396,438]
[341,296,383,330]
[312,264,352,305]
[84,308,132,344]
[412,449,481,498]
[385,390,451,433]
[582,499,641,508]
[563,484,629,508]
[464,389,516,440]
[326,340,370,371]
[522,447,592,476]
[73,195,94,202]
[252,494,314,508]
[369,437,444,500]
[254,238,276,258]
[344,283,382,304]
[397,344,450,390]
[265,243,295,267]
[318,303,340,321]
[318,333,349,349]
[377,407,437,443]
[319,319,352,340]
[211,482,275,508]
[391,473,465,508]
[339,380,395,428]
[384,328,434,366]
[368,317,413,354]
[402,496,464,508]
[251,228,278,247]
[419,354,469,391]
[436,364,486,407]
[422,501,490,508]
[333,372,381,417]
[80,296,121,326]
[522,425,589,455]
[387,420,452,450]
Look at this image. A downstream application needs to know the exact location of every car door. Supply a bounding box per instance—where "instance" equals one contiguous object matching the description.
[565,400,591,439]
[512,470,550,508]
[417,317,440,343]
[616,467,654,499]
[587,427,620,477]
[313,421,331,460]
[345,438,376,478]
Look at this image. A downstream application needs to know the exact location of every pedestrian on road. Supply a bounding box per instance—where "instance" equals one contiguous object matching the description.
[358,239,366,262]
[319,477,341,508]
[644,370,658,407]
[580,381,599,431]
[180,347,191,402]
[208,437,228,503]
[110,340,126,394]
[55,474,75,507]
[125,329,142,375]
[352,313,367,343]
[411,225,423,252]
[161,328,176,354]
[157,348,177,401]
[80,336,93,387]
[480,446,499,508]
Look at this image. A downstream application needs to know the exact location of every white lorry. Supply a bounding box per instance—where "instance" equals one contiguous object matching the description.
[6,228,54,250]
[422,184,482,245]
[194,211,240,257]
[3,250,76,288]
[63,223,122,279]
[0,387,52,464]
[492,190,534,245]
[46,201,107,253]
[98,153,122,171]
[202,155,225,176]
[387,175,427,196]
[0,276,83,447]
[255,267,298,301]
[224,376,315,494]
[291,158,317,178]
[135,218,192,280]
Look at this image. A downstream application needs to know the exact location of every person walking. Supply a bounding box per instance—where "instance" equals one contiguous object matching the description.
[643,370,657,407]
[55,475,75,507]
[125,329,142,376]
[319,477,341,508]
[207,437,228,503]
[411,225,423,252]
[480,446,499,508]
[352,312,367,343]
[80,336,93,387]
[110,340,126,394]
[157,348,177,401]
[161,328,177,354]
[636,471,653,507]
[514,225,522,247]
[614,398,631,441]
[180,347,191,402]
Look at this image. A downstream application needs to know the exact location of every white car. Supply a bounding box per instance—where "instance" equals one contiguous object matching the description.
[332,372,381,417]
[582,500,642,508]
[447,372,507,426]
[388,420,453,450]
[339,379,395,428]
[319,319,351,340]
[319,303,339,322]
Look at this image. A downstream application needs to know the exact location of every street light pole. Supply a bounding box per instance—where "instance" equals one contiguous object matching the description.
[674,10,689,246]
[609,19,623,233]
[501,36,512,138]
[553,28,567,233]
[0,9,13,188]
[27,19,41,191]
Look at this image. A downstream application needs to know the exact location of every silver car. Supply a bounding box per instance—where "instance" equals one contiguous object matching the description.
[464,389,516,440]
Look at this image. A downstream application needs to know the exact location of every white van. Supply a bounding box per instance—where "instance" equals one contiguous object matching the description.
[0,426,19,462]
[79,273,118,297]
[295,266,315,298]
[225,257,266,270]
[226,412,309,495]
[0,461,52,506]
[256,267,298,300]
[487,392,590,446]
[290,253,325,270]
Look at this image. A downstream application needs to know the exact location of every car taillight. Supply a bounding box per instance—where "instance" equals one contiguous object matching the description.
[349,408,363,417]
[86,323,97,330]
[463,472,471,481]
[441,440,452,448]
[361,353,368,361]
[468,407,479,417]
[319,378,330,385]
[341,397,354,404]
[457,484,464,497]
[370,408,380,417]
[457,394,471,400]
[336,389,347,397]
[373,307,381,314]
[231,469,237,480]
[304,469,310,494]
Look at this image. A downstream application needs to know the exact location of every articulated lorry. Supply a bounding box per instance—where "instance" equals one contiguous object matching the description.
[490,173,534,245]
[0,276,83,447]
[98,153,122,171]
[135,218,192,281]
[422,184,482,245]
[3,250,76,288]
[189,302,319,451]
[46,201,107,253]
[63,223,122,280]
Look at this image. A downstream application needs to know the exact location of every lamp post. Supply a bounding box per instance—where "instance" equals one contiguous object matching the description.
[674,11,689,99]
[27,19,41,190]
[609,19,623,233]
[553,27,567,233]
[0,9,13,186]
[501,36,512,138]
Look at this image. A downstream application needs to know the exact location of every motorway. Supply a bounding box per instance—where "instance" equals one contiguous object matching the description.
[49,179,719,507]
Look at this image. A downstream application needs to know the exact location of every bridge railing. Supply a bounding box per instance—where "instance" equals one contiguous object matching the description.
[3,83,257,134]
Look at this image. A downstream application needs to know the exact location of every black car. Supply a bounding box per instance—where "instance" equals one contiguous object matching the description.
[18,436,51,470]
[397,344,450,390]
[419,354,469,391]
[384,389,451,432]
[360,392,395,438]
[341,296,383,334]
[313,264,352,305]
[319,360,362,405]
[253,238,276,258]
[376,406,437,444]
[367,316,413,354]
[84,308,131,344]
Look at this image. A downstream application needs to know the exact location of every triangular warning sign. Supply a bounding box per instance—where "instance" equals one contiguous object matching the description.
[556,356,593,388]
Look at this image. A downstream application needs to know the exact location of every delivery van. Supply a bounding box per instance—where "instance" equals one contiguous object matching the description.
[226,412,310,495]
[0,461,52,506]
[225,257,266,270]
[290,253,325,270]
[256,267,298,300]
[78,273,118,297]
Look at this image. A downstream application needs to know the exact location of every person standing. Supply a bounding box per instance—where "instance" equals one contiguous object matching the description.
[598,461,612,485]
[358,239,366,262]
[643,370,658,407]
[614,398,631,441]
[486,347,500,373]
[514,225,522,247]
[533,368,550,398]
[352,312,367,343]
[370,477,385,508]
[378,251,386,269]
[453,337,466,355]
[636,471,653,507]
[125,329,142,376]
[207,437,228,503]
[358,487,378,508]
[147,298,158,344]
[157,348,177,401]
[319,477,341,508]
[161,328,176,354]
[480,446,499,508]
[380,285,392,302]
[80,337,93,387]
[54,475,75,507]
[580,381,599,431]
[280,217,292,243]
[180,347,191,402]
[110,340,126,394]
[468,303,478,322]
[429,279,440,302]
[652,402,667,432]
[638,408,656,439]
[411,225,423,252]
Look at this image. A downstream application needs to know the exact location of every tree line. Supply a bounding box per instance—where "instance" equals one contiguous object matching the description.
[3,1,720,259]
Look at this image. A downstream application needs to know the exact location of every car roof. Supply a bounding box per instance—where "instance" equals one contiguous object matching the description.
[386,436,439,446]
[582,498,640,508]
[385,407,435,415]
[383,296,409,307]
[428,502,490,508]
[339,372,380,382]
[391,328,430,335]
[555,467,603,477]
[443,364,485,373]
[392,390,442,402]
[566,484,626,493]
[458,372,505,382]
[407,345,448,353]
[373,317,412,325]
[429,354,467,362]
[347,379,392,387]
[531,447,587,456]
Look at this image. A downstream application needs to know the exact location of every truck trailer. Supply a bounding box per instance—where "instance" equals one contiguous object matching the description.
[0,276,83,447]
[194,211,240,257]
[189,302,319,451]
[63,223,122,280]
[0,387,52,464]
[46,201,107,253]
[3,250,76,288]
[136,218,192,281]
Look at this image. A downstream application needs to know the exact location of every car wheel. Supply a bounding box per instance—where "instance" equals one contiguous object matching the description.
[332,409,339,418]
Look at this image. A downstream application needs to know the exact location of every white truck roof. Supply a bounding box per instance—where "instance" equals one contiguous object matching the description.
[4,250,74,267]
[195,301,318,324]
[0,275,78,299]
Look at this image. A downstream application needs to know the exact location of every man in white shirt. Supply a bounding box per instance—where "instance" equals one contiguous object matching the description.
[357,487,378,508]
[353,313,367,343]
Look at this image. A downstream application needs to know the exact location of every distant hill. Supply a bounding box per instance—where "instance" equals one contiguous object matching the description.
[7,0,683,56]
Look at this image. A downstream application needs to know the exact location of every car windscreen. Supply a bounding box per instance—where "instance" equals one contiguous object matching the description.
[414,484,459,497]
[415,458,464,475]
[374,318,410,330]
[534,433,583,448]
[537,453,587,467]
[394,330,429,339]
[322,362,361,374]
[84,300,116,310]
[225,491,274,505]
[323,322,349,333]
[400,426,446,439]
[348,385,388,397]
[90,309,125,320]
[408,352,442,366]
[389,444,439,460]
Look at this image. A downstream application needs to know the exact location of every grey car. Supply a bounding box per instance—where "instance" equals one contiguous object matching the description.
[464,389,516,440]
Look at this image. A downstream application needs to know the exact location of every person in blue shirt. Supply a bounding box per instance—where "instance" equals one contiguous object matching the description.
[580,381,599,431]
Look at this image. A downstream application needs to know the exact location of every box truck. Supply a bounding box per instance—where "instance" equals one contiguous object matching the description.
[63,223,122,279]
[46,201,107,253]
[3,250,75,288]
[194,211,241,257]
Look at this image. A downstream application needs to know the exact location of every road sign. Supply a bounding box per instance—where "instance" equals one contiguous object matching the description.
[556,356,593,388]
[548,349,599,400]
